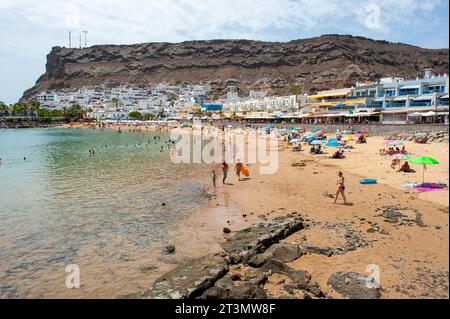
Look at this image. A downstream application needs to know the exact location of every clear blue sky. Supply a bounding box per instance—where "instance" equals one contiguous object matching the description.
[0,0,448,104]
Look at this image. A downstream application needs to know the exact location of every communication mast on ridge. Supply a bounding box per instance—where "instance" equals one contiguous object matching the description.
[83,30,88,48]
[79,32,82,49]
[68,31,71,48]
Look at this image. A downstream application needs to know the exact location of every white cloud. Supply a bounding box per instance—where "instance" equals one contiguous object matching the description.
[0,0,447,103]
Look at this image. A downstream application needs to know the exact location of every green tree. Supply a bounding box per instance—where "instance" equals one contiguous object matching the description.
[11,103,28,116]
[29,100,40,117]
[206,111,213,118]
[128,111,143,120]
[0,101,8,116]
[112,98,120,107]
[67,104,84,119]
[144,113,155,120]
[157,111,166,119]
[290,85,301,95]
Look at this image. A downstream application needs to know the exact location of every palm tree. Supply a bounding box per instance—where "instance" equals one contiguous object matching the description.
[30,101,40,117]
[0,101,8,116]
[11,103,28,116]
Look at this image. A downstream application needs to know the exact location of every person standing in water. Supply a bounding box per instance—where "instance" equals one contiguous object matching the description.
[212,170,217,188]
[333,171,347,205]
[222,162,229,185]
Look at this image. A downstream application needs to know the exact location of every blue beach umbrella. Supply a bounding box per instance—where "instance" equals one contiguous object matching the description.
[288,138,301,144]
[325,139,341,147]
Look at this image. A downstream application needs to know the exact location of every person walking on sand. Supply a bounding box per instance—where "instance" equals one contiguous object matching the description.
[235,160,243,181]
[212,170,217,188]
[333,171,347,205]
[222,161,229,184]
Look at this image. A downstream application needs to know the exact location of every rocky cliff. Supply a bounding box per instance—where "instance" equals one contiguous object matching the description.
[22,34,449,100]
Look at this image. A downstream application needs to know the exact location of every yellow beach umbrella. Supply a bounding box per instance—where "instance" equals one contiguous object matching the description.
[341,136,353,141]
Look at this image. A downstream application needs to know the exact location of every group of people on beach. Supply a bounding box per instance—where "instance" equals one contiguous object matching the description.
[211,161,245,188]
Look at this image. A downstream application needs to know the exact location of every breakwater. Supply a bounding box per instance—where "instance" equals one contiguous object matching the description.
[0,117,66,128]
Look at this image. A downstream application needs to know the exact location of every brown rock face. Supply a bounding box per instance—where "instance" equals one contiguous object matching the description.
[21,34,449,101]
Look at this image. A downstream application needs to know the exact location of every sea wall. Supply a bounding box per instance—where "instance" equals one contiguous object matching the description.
[0,117,66,129]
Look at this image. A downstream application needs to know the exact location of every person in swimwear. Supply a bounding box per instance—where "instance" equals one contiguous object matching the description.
[333,171,347,205]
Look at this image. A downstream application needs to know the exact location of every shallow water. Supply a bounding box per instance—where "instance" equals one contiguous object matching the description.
[0,128,211,298]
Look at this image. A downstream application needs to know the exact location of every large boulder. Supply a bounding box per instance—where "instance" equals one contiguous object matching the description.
[221,216,304,264]
[327,272,381,299]
[260,258,311,289]
[201,276,267,299]
[248,243,307,267]
[124,254,228,299]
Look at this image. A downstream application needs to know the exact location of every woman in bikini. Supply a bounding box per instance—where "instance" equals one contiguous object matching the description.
[333,171,347,205]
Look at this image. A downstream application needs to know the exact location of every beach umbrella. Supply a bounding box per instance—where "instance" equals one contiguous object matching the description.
[383,140,394,145]
[265,125,273,129]
[341,136,353,141]
[290,129,299,134]
[409,156,440,184]
[310,140,324,145]
[402,155,412,160]
[388,140,403,146]
[326,139,341,147]
[288,138,301,144]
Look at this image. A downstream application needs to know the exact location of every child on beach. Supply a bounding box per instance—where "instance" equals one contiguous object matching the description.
[222,162,229,184]
[212,170,217,188]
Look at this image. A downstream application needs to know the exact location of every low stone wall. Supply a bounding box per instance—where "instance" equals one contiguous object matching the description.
[0,117,66,128]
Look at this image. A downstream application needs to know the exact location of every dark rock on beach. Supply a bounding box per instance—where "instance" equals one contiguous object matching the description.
[248,243,307,267]
[124,254,228,299]
[221,216,305,264]
[327,272,381,299]
[201,276,267,299]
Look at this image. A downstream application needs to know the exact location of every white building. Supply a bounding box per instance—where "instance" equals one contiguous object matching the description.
[223,95,299,112]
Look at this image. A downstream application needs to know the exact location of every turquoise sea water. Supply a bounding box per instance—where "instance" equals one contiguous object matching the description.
[0,128,211,298]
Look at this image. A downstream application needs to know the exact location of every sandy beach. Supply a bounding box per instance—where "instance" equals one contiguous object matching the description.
[50,124,449,298]
[167,130,449,299]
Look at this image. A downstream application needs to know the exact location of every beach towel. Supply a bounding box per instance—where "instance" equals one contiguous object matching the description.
[359,178,377,184]
[414,187,447,192]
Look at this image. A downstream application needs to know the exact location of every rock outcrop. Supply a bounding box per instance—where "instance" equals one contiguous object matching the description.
[21,35,449,101]
[327,272,382,299]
